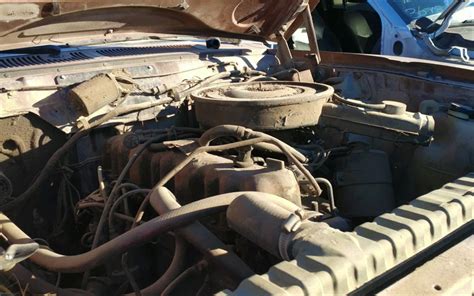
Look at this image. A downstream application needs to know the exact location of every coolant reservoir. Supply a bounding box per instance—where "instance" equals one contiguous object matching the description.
[409,111,474,196]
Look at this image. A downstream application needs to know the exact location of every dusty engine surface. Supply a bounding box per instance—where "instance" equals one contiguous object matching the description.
[0,114,65,201]
[1,53,471,296]
[104,134,302,206]
[192,81,334,130]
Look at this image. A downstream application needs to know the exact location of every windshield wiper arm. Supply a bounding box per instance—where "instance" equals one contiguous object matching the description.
[418,33,471,62]
[64,36,159,47]
[429,0,471,37]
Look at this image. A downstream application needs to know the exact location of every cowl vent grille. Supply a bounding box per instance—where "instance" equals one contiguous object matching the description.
[96,45,194,57]
[0,44,195,69]
[0,52,91,69]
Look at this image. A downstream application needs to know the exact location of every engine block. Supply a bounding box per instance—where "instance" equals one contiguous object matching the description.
[103,134,302,205]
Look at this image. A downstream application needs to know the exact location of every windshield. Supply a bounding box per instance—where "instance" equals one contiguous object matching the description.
[388,0,454,23]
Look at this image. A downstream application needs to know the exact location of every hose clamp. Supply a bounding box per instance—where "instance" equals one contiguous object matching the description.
[77,116,90,130]
[278,209,305,261]
[0,242,39,271]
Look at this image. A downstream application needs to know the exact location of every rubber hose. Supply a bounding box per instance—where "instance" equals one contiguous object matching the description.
[198,125,307,163]
[226,194,299,257]
[149,187,254,284]
[0,98,172,213]
[0,193,249,273]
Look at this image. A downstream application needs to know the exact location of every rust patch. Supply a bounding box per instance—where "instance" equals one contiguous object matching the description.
[0,4,40,21]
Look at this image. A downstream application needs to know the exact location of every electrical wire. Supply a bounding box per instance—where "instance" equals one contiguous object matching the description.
[81,134,169,288]
[132,135,326,226]
[0,97,173,213]
[121,253,142,296]
[76,203,143,224]
[161,260,208,296]
[108,189,151,233]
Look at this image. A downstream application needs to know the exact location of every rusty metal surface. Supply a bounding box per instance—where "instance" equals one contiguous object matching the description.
[292,52,474,116]
[0,113,65,199]
[339,70,474,112]
[316,51,474,85]
[68,73,124,116]
[0,5,474,295]
[0,0,319,51]
[0,39,277,133]
[192,81,334,130]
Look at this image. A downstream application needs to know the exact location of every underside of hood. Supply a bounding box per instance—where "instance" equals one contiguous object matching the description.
[0,0,317,51]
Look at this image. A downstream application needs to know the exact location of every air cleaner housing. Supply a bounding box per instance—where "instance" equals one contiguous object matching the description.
[191,81,334,131]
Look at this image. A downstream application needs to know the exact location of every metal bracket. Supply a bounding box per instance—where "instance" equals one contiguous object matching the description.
[276,35,294,66]
[420,33,470,63]
[302,5,321,64]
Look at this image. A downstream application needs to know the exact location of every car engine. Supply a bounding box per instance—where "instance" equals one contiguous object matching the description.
[0,40,472,296]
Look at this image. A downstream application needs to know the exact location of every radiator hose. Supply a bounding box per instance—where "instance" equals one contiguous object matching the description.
[226,194,364,263]
[0,192,261,273]
[149,187,254,286]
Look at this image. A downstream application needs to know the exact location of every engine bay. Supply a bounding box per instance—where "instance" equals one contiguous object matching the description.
[0,39,472,295]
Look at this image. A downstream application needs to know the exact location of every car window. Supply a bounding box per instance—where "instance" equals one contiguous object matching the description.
[387,0,454,23]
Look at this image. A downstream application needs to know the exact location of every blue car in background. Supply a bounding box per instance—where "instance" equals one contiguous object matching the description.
[291,0,473,64]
